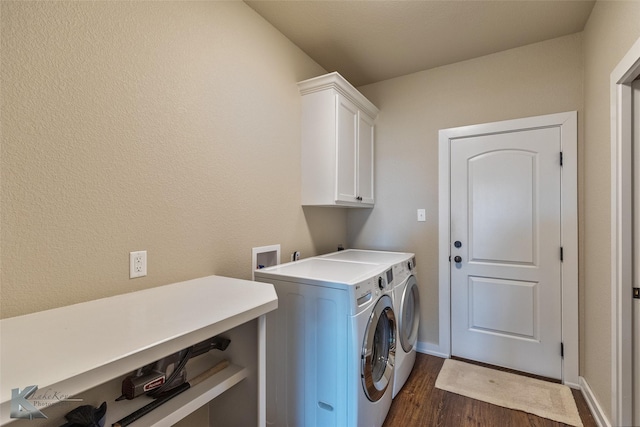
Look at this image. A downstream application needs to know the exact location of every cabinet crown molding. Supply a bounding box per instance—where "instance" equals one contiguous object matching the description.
[298,72,379,119]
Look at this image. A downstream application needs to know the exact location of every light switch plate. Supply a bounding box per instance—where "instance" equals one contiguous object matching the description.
[417,209,426,222]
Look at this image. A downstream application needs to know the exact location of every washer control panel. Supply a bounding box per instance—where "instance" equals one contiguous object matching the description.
[355,277,375,306]
[375,268,393,290]
[353,268,394,312]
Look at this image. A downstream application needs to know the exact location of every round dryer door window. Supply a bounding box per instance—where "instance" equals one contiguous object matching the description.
[361,294,396,402]
[400,275,420,353]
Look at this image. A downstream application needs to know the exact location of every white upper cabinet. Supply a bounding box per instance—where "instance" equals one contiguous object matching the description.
[298,72,379,207]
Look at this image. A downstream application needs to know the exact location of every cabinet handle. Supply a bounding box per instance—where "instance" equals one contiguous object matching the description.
[356,196,362,201]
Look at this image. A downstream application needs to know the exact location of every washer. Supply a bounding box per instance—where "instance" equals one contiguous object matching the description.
[320,250,420,398]
[254,258,396,427]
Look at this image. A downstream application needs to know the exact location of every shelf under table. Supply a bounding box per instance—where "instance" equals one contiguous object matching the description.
[106,354,248,427]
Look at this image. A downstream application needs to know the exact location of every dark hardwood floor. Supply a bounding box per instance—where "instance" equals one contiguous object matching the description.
[383,353,597,427]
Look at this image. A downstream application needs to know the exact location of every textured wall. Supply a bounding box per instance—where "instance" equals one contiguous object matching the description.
[582,0,640,419]
[350,34,584,350]
[0,1,344,319]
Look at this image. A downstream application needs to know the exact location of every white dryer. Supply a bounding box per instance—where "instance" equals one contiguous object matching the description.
[390,256,419,398]
[254,258,396,427]
[320,250,420,398]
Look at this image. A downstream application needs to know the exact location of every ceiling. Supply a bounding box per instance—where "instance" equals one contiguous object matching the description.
[245,0,596,87]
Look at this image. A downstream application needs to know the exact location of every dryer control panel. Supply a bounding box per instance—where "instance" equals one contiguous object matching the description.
[393,262,411,284]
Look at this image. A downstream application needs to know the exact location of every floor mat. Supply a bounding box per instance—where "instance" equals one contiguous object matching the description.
[435,359,583,426]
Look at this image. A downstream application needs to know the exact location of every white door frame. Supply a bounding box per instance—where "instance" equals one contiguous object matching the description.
[438,111,579,387]
[610,35,640,427]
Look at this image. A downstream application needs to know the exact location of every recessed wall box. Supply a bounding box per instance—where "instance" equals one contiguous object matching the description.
[252,244,281,280]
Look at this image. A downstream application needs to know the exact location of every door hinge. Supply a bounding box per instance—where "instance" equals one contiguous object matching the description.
[561,342,564,358]
[448,255,451,262]
[560,247,564,262]
[560,151,563,166]
[634,287,640,299]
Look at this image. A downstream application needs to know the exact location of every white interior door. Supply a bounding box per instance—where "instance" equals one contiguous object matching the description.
[450,126,563,379]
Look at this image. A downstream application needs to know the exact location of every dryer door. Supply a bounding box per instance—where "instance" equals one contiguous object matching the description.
[361,294,396,402]
[399,275,420,353]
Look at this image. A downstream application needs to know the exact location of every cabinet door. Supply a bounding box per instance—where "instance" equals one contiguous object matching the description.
[358,112,375,205]
[335,95,358,203]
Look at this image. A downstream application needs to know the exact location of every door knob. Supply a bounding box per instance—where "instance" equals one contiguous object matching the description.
[454,255,462,263]
[454,241,462,248]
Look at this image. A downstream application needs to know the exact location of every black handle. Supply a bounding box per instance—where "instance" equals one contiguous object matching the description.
[113,382,190,427]
[454,255,462,263]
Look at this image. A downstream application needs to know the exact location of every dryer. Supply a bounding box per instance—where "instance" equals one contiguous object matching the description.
[390,256,420,398]
[320,249,420,398]
[254,258,396,427]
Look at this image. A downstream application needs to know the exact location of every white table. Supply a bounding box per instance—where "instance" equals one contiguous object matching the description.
[0,275,277,426]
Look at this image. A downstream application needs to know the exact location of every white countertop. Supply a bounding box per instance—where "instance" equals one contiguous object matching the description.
[255,257,385,285]
[0,275,277,423]
[319,249,413,265]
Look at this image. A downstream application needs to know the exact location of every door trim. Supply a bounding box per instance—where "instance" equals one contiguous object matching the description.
[438,111,578,386]
[610,35,640,427]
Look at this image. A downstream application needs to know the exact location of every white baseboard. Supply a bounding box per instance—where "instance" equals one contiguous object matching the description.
[565,380,581,390]
[415,341,448,359]
[579,376,611,427]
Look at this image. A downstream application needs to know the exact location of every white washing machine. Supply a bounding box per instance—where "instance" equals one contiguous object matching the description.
[320,250,420,398]
[254,257,396,427]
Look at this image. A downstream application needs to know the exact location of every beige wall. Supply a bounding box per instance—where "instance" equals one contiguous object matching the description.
[5,0,640,424]
[0,1,345,319]
[350,33,584,349]
[582,0,640,419]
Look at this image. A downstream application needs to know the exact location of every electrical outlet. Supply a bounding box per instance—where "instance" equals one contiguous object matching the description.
[130,251,147,278]
[417,209,426,222]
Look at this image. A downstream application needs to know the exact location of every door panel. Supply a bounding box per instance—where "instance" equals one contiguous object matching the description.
[358,112,375,204]
[451,126,562,379]
[336,95,358,203]
[469,151,536,264]
[468,277,537,339]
